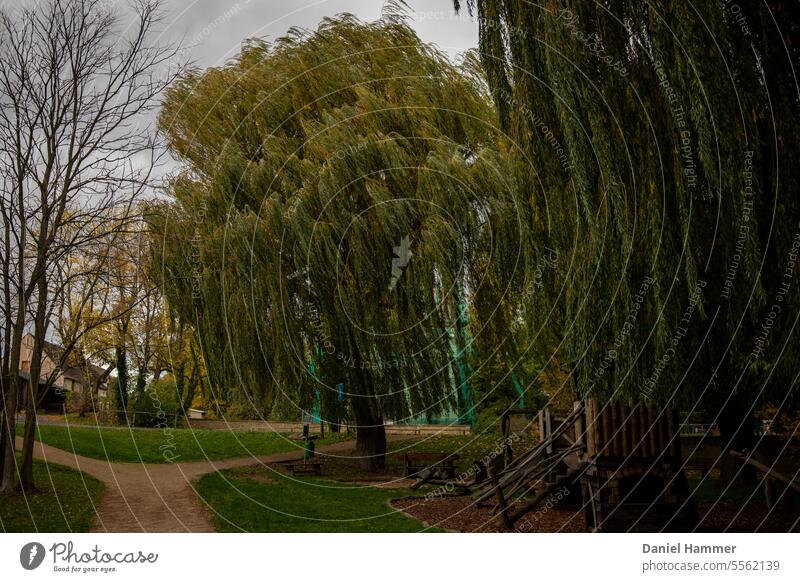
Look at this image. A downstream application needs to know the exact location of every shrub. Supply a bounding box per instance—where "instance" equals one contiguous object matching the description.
[65,389,92,415]
[131,376,180,428]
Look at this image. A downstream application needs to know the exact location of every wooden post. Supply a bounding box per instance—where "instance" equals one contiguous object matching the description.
[620,404,630,457]
[538,410,544,443]
[573,401,584,449]
[647,404,657,458]
[765,478,775,510]
[490,469,513,531]
[586,399,598,458]
[667,409,678,458]
[601,405,612,458]
[629,403,639,457]
[658,409,668,457]
[638,403,648,457]
[545,409,553,455]
[610,403,619,457]
[502,411,513,466]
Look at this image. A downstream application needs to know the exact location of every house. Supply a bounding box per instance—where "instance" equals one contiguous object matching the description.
[18,333,111,413]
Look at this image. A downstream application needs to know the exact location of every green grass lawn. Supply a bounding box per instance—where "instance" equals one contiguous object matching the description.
[196,466,437,532]
[688,476,768,504]
[25,423,352,464]
[0,456,104,532]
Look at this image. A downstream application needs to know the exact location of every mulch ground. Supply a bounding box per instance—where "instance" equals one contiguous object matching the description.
[391,496,587,532]
[697,501,800,532]
[391,495,800,532]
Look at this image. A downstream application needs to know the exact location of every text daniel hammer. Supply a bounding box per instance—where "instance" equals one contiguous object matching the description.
[643,542,737,554]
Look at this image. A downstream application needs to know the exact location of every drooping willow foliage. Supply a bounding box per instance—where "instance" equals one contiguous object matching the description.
[456,0,800,432]
[149,8,528,464]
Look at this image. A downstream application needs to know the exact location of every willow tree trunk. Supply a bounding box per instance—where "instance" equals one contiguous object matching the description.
[181,362,199,413]
[717,395,757,486]
[355,422,387,471]
[352,395,386,471]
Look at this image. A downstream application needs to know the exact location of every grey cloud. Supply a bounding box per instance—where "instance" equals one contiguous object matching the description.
[159,0,478,67]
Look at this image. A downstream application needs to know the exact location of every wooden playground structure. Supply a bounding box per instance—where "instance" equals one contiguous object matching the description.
[420,399,700,532]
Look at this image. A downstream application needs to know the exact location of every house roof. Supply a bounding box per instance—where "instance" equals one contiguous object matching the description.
[18,370,63,390]
[61,362,109,387]
[25,334,111,388]
[41,339,65,364]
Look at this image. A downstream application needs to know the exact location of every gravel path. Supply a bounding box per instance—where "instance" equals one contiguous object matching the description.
[16,436,356,532]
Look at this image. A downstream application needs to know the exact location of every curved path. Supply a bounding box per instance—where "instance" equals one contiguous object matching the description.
[16,436,357,532]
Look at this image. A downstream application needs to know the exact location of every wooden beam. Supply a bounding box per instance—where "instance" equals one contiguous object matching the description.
[729,450,800,494]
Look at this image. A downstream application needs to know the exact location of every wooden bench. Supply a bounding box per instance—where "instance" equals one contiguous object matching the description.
[284,462,322,476]
[403,452,459,479]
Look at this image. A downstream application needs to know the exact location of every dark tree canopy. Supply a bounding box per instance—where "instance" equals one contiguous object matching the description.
[456,1,800,483]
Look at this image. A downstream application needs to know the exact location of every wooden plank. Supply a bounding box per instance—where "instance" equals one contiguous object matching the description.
[658,408,669,457]
[585,399,596,458]
[573,401,584,449]
[638,403,648,457]
[667,409,678,458]
[729,450,800,494]
[601,404,613,458]
[538,410,545,444]
[610,403,619,457]
[620,403,630,457]
[646,404,657,457]
[472,404,586,503]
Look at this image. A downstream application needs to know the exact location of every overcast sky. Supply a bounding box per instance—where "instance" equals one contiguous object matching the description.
[158,0,478,67]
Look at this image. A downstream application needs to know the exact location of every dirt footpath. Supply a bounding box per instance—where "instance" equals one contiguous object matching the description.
[17,437,356,532]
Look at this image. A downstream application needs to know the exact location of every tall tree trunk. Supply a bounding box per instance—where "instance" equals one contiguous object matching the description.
[116,345,129,424]
[20,278,49,491]
[0,410,5,485]
[0,330,23,494]
[352,394,386,471]
[174,359,186,407]
[355,422,386,471]
[135,366,147,398]
[348,346,387,470]
[181,362,199,413]
[19,409,38,491]
[0,383,17,494]
[88,364,114,417]
[78,384,90,417]
[718,399,757,486]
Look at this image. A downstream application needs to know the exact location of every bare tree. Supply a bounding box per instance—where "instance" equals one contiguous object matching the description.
[0,0,183,493]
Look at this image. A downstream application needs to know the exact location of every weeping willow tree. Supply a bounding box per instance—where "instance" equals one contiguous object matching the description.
[150,8,523,468]
[456,0,800,478]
